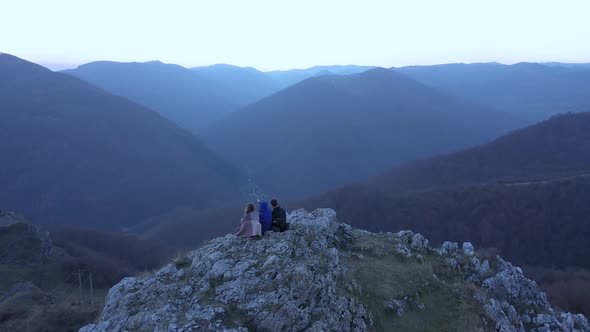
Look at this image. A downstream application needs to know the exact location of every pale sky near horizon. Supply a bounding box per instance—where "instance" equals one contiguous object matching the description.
[1,0,589,71]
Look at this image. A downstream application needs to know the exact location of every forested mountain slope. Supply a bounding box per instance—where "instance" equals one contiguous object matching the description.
[0,54,242,230]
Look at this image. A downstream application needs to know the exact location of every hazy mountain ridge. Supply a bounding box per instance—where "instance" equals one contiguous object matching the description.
[265,64,375,89]
[0,54,243,230]
[543,62,590,69]
[204,67,522,199]
[396,62,590,121]
[64,60,242,131]
[191,64,280,107]
[66,62,375,132]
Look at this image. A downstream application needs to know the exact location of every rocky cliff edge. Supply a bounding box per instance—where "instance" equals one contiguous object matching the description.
[81,209,589,332]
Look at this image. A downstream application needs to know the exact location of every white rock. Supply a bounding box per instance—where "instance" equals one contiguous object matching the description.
[411,233,429,252]
[441,241,459,255]
[262,255,279,269]
[462,242,475,256]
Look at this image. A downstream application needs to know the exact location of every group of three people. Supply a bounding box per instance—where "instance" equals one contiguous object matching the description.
[235,199,288,238]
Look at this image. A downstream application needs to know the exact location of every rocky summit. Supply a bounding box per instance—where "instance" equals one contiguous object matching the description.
[81,209,589,332]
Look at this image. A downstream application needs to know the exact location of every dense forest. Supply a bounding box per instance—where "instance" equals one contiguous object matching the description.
[363,112,590,194]
[307,175,590,269]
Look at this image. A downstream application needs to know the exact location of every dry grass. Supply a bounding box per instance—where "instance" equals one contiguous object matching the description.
[342,233,489,332]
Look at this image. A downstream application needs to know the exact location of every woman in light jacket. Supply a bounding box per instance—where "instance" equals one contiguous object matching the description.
[235,203,262,238]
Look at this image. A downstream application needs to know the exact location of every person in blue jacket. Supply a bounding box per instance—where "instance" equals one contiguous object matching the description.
[258,200,272,234]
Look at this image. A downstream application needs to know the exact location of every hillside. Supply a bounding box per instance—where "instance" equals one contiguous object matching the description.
[82,209,589,331]
[396,63,590,121]
[303,112,590,265]
[0,212,175,331]
[0,212,173,289]
[299,112,590,315]
[365,111,590,193]
[65,61,264,131]
[0,54,242,230]
[307,175,590,269]
[204,67,522,199]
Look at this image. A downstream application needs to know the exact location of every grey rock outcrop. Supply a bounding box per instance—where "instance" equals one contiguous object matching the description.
[82,209,371,332]
[478,258,589,332]
[82,209,589,332]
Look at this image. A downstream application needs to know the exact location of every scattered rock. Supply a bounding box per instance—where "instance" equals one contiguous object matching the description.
[395,243,412,257]
[385,299,405,316]
[411,233,429,253]
[462,242,475,256]
[440,241,459,256]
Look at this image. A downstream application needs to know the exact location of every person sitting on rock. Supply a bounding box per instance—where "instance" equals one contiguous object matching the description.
[235,203,262,238]
[270,199,288,232]
[258,200,272,234]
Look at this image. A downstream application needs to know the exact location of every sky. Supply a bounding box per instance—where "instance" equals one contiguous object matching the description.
[1,0,589,71]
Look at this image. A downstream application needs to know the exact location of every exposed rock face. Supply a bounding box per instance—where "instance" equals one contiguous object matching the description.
[82,209,589,332]
[0,216,55,265]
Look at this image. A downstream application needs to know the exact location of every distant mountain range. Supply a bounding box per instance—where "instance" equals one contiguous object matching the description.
[304,112,590,269]
[0,54,242,231]
[396,62,590,121]
[192,63,374,93]
[265,65,375,89]
[65,60,590,137]
[204,67,522,199]
[543,62,590,69]
[63,61,253,132]
[191,63,280,105]
[65,62,375,132]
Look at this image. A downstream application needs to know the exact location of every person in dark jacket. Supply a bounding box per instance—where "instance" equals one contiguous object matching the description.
[258,200,272,234]
[270,199,288,232]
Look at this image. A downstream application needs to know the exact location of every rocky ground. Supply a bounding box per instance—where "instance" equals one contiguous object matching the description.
[81,209,589,332]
